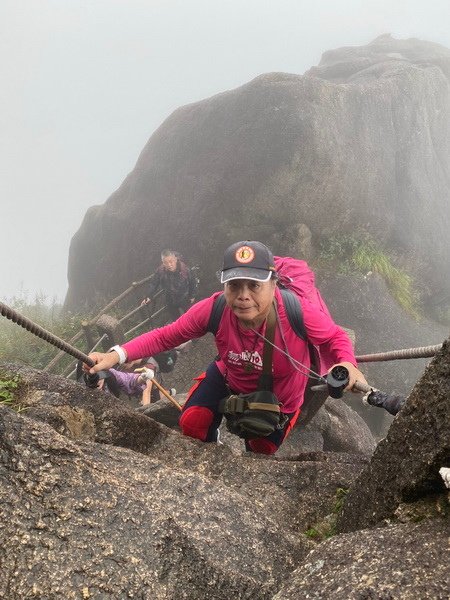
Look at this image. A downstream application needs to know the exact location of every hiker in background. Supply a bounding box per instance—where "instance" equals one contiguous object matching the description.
[86,240,367,455]
[141,249,197,321]
[117,356,162,405]
[86,356,175,406]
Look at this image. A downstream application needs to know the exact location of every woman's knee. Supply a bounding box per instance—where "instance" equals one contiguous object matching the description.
[179,406,214,441]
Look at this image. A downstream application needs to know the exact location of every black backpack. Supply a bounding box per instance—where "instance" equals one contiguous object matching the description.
[154,349,178,373]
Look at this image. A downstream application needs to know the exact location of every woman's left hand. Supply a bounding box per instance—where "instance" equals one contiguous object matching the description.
[329,361,368,392]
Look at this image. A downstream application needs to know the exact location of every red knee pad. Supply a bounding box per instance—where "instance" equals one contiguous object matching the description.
[247,438,278,455]
[179,406,213,442]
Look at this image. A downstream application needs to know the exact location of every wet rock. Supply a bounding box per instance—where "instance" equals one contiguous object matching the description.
[337,338,450,532]
[0,361,367,599]
[275,519,449,600]
[0,406,310,599]
[1,339,448,599]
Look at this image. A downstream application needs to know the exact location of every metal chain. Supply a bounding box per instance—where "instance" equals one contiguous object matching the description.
[1,299,443,375]
[356,344,442,363]
[0,300,95,368]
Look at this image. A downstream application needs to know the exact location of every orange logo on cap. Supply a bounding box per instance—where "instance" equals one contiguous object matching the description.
[235,245,254,264]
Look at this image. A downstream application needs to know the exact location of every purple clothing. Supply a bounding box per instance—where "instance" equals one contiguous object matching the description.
[109,369,146,397]
[123,287,356,414]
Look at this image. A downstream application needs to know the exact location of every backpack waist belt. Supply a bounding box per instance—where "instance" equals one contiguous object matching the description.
[219,392,281,415]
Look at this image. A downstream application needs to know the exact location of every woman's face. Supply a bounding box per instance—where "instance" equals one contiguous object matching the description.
[223,278,276,326]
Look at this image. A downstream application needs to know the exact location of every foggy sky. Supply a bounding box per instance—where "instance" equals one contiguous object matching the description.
[1,0,449,304]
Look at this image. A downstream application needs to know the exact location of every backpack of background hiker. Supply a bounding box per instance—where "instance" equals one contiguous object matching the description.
[154,349,178,373]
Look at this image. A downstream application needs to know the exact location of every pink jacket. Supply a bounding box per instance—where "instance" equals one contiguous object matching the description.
[123,288,356,413]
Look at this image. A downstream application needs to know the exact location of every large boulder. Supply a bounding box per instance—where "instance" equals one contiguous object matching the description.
[65,34,450,313]
[0,337,448,599]
[0,361,367,598]
[336,337,450,533]
[0,405,312,599]
[274,519,449,600]
[307,32,450,82]
[0,361,371,514]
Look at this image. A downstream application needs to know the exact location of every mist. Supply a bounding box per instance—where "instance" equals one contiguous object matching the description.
[1,0,449,303]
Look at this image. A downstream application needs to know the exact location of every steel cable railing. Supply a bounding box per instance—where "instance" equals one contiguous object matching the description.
[0,300,95,368]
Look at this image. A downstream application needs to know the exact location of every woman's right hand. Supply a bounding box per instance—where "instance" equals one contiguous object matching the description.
[83,351,121,374]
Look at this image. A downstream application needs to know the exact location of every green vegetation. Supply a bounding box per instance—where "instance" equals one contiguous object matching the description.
[304,487,349,542]
[305,526,322,539]
[318,234,420,318]
[0,293,88,372]
[0,375,27,412]
[0,375,19,403]
[333,487,349,513]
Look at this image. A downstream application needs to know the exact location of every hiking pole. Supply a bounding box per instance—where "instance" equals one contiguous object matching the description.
[310,341,445,414]
[0,300,95,369]
[310,366,405,416]
[134,367,182,411]
[151,380,182,411]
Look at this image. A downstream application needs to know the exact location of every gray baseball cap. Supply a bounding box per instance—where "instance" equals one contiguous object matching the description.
[220,241,276,283]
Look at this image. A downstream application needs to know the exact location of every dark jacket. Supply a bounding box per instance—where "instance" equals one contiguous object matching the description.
[147,259,197,306]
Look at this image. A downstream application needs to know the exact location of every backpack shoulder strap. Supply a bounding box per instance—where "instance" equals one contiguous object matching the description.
[207,289,307,340]
[279,288,307,341]
[207,293,226,335]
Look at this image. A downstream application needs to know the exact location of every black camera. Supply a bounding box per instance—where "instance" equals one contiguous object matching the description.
[326,366,349,399]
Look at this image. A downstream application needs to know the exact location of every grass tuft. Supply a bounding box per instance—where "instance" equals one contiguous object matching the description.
[0,375,28,412]
[318,235,420,318]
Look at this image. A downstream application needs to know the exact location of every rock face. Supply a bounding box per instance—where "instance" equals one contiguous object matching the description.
[0,406,310,599]
[274,520,449,600]
[307,32,450,82]
[0,337,448,598]
[336,337,450,533]
[318,272,449,436]
[0,362,365,599]
[65,34,450,314]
